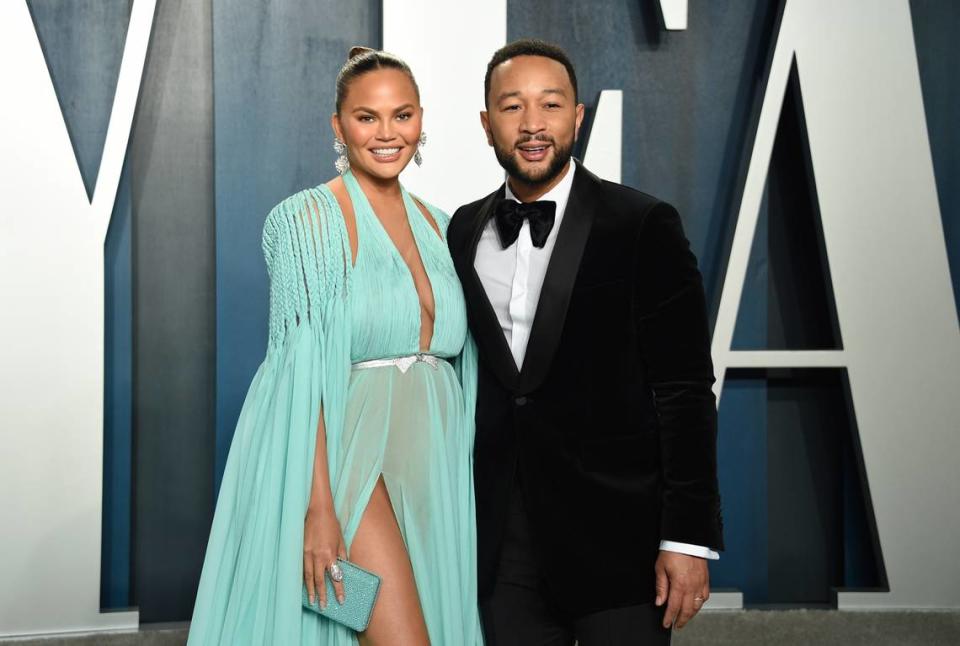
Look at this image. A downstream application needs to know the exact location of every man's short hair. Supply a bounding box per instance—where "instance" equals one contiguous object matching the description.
[484,38,579,108]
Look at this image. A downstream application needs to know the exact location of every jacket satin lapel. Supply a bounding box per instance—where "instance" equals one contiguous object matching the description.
[455,186,521,390]
[518,163,600,394]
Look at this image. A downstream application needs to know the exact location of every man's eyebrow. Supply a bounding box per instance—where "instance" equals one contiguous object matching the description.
[496,88,568,103]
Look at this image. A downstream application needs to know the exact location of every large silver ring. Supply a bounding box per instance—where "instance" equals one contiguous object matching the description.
[328,563,344,583]
[693,596,705,603]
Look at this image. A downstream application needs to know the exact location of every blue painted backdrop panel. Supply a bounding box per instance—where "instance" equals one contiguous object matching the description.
[722,192,769,601]
[508,0,779,303]
[213,1,381,488]
[911,0,960,311]
[103,160,133,610]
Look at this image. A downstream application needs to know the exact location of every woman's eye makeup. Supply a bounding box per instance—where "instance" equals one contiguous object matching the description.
[357,112,412,122]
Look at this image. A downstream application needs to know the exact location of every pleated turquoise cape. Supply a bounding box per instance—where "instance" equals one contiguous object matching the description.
[186,177,481,645]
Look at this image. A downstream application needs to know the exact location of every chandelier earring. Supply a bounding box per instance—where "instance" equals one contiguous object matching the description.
[414,131,427,167]
[333,138,349,175]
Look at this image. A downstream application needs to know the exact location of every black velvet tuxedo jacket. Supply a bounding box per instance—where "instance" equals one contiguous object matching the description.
[448,162,724,617]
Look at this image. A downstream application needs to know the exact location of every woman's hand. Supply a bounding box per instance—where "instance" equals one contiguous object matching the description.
[303,505,347,609]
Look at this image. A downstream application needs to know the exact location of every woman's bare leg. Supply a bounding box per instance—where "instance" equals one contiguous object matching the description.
[350,476,430,646]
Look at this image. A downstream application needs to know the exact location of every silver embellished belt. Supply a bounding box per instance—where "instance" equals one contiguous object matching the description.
[352,353,443,374]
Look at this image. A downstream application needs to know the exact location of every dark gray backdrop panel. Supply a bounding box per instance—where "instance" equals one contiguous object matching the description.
[131,0,216,623]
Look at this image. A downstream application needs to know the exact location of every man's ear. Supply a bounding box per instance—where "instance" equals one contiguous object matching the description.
[573,103,586,142]
[480,110,494,147]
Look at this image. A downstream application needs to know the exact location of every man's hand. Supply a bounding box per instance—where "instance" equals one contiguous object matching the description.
[654,550,710,630]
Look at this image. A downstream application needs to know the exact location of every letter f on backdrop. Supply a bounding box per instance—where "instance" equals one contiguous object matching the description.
[0,0,155,636]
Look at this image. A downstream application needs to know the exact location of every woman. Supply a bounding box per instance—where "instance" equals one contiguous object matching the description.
[186,47,483,645]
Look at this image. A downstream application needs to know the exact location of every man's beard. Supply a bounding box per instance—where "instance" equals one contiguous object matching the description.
[492,134,573,189]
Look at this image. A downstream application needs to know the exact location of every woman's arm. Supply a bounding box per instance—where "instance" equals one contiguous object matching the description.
[308,408,335,513]
[263,186,354,611]
[303,407,346,609]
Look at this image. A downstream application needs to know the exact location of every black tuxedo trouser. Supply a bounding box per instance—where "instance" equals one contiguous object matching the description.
[479,475,672,646]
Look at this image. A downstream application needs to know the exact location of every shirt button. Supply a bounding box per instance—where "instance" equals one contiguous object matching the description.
[514,396,528,406]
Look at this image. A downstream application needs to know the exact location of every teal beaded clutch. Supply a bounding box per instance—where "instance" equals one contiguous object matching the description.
[301,558,382,632]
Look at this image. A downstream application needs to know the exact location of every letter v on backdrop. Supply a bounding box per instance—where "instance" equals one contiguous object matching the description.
[0,0,155,636]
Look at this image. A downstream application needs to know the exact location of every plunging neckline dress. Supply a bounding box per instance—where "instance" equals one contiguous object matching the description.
[186,170,483,645]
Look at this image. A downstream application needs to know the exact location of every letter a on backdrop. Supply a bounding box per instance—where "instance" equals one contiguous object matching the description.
[712,0,960,609]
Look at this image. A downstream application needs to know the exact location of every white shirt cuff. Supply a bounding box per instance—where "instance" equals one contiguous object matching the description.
[659,540,720,560]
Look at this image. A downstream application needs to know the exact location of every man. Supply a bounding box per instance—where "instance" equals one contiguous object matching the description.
[447,39,724,645]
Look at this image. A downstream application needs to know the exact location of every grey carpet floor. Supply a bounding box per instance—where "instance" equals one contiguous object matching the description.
[2,610,959,645]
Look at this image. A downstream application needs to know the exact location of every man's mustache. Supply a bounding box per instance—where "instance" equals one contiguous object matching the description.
[514,134,554,147]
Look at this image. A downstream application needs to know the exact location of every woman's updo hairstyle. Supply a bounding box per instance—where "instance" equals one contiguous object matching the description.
[335,46,420,114]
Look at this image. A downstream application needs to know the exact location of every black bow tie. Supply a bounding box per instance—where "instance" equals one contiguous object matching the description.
[494,198,557,249]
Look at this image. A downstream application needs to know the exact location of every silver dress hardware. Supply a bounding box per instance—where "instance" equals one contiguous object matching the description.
[352,353,442,374]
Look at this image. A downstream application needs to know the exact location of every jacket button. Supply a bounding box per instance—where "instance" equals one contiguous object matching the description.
[514,396,528,406]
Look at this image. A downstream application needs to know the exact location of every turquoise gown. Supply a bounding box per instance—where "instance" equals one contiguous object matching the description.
[186,169,483,645]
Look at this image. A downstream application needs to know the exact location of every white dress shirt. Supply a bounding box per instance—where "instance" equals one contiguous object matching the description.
[473,159,719,561]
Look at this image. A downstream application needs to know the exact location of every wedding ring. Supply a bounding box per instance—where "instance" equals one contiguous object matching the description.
[328,563,344,583]
[693,596,705,603]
